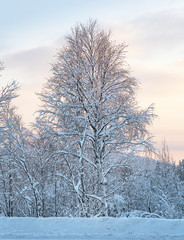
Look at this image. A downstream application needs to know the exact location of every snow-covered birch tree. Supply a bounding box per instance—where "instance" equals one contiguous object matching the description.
[0,62,18,108]
[0,63,20,216]
[37,20,155,216]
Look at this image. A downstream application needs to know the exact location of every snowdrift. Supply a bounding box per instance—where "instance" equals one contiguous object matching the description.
[0,217,183,239]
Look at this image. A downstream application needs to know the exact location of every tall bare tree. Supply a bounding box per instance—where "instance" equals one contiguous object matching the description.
[37,20,155,216]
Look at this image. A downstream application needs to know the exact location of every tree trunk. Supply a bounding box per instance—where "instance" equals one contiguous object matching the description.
[8,173,13,217]
[96,158,108,217]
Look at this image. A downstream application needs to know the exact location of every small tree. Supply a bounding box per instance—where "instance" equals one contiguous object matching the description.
[0,63,19,216]
[0,62,19,107]
[37,20,155,216]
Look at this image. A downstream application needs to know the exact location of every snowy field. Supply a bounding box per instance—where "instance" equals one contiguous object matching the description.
[0,217,184,240]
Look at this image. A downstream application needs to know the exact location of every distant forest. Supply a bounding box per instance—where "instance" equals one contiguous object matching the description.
[0,21,183,218]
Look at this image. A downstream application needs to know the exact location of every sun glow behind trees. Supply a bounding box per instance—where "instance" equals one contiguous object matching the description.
[1,0,184,162]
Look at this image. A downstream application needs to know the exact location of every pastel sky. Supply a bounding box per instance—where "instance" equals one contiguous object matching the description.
[1,0,184,162]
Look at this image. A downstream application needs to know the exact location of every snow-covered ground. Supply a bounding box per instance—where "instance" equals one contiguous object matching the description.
[0,217,184,240]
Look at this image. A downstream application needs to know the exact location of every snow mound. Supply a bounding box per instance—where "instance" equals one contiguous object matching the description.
[0,217,183,239]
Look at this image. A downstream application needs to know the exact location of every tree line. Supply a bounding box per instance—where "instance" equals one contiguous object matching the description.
[0,20,183,218]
